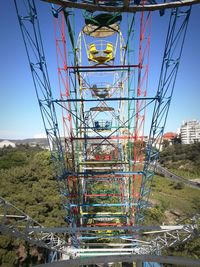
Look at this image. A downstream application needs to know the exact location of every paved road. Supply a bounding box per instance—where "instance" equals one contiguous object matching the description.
[155,164,200,190]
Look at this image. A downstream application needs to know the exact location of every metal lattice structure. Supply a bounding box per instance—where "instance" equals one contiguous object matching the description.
[136,6,192,223]
[51,4,154,248]
[6,0,198,264]
[0,197,66,261]
[1,196,199,260]
[43,0,200,12]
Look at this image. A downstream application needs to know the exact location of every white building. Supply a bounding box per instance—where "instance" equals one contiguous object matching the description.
[180,120,200,144]
[0,140,16,148]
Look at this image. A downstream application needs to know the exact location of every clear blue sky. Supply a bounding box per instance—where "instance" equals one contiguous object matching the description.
[0,2,199,139]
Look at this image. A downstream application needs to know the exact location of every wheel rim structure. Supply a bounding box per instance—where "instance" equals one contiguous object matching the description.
[43,0,200,12]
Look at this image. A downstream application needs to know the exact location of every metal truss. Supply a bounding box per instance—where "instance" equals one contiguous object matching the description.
[56,6,155,234]
[14,0,77,231]
[132,4,151,224]
[13,0,196,264]
[42,0,200,13]
[32,217,200,257]
[136,6,192,223]
[0,197,67,260]
[136,217,199,254]
[14,0,65,180]
[53,7,76,173]
[1,196,199,258]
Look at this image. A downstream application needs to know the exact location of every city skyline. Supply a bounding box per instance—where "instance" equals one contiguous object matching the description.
[0,2,199,139]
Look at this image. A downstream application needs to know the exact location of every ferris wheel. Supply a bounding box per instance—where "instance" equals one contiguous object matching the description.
[50,2,192,252]
[2,0,199,265]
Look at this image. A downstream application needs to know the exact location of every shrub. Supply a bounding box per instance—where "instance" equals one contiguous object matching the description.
[173,182,185,190]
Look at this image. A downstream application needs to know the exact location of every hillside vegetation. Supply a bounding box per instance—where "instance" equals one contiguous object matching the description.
[159,142,200,179]
[0,145,65,266]
[0,144,199,266]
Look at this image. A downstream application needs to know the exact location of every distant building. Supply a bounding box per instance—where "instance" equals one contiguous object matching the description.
[180,120,200,144]
[159,132,177,149]
[0,140,16,148]
[163,132,177,142]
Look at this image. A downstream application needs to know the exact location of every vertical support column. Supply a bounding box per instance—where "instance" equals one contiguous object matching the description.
[131,9,151,224]
[134,10,151,161]
[14,0,79,246]
[53,9,75,172]
[52,7,81,244]
[136,6,192,224]
[14,0,66,187]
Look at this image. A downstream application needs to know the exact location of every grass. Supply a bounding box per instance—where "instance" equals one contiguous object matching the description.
[150,175,200,217]
[150,175,200,259]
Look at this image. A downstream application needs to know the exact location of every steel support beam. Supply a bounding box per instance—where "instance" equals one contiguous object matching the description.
[1,196,199,260]
[14,0,77,236]
[42,0,200,13]
[14,0,67,193]
[0,197,67,255]
[136,6,192,223]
